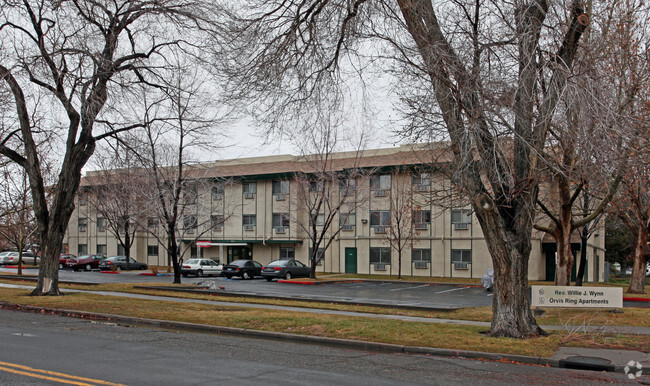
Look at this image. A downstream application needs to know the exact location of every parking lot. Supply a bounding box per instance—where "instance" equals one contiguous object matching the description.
[194,277,493,310]
[0,267,493,310]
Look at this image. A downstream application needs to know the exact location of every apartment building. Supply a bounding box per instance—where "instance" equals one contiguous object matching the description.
[64,145,607,281]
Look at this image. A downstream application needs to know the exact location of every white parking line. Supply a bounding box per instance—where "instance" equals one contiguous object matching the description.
[389,284,429,292]
[434,287,466,294]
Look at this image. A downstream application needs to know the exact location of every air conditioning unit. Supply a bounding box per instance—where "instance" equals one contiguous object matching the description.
[373,226,387,234]
[213,226,223,232]
[414,223,428,230]
[185,228,195,234]
[275,226,286,234]
[373,190,387,197]
[454,222,469,230]
[275,194,287,201]
[454,262,469,270]
[374,263,387,271]
[341,225,354,231]
[342,189,355,196]
[243,224,254,231]
[213,193,223,200]
[414,261,429,269]
[416,184,429,192]
[243,192,254,199]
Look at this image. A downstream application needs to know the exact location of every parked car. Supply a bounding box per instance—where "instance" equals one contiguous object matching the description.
[261,259,311,281]
[181,259,223,277]
[222,259,262,280]
[65,254,106,271]
[59,254,76,269]
[98,256,148,271]
[1,251,37,265]
[0,251,12,264]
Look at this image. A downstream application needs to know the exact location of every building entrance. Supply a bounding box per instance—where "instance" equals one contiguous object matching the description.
[227,245,252,263]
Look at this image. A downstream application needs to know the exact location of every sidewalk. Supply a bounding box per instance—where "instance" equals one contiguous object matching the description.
[1,282,649,375]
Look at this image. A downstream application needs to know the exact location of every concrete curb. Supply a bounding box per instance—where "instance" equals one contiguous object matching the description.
[0,301,565,371]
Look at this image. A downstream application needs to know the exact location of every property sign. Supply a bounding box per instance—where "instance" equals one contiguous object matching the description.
[195,241,211,248]
[531,286,623,308]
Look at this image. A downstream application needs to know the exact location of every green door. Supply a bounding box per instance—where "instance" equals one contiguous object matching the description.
[345,248,357,274]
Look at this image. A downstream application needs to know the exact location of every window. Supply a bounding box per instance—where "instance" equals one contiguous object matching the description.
[451,209,472,224]
[243,182,257,194]
[370,211,391,227]
[412,173,431,189]
[242,214,256,226]
[183,215,198,233]
[96,217,106,232]
[211,215,224,229]
[279,247,294,260]
[451,249,472,264]
[147,245,159,256]
[96,244,107,256]
[147,217,158,229]
[412,249,432,262]
[369,247,391,264]
[340,178,356,195]
[78,218,88,232]
[309,248,325,265]
[370,175,391,191]
[272,213,290,228]
[212,183,224,199]
[117,244,125,256]
[451,209,472,229]
[117,215,129,234]
[272,180,290,195]
[310,213,325,227]
[183,183,198,204]
[309,180,324,192]
[339,212,356,227]
[78,190,87,206]
[413,210,431,228]
[78,244,87,255]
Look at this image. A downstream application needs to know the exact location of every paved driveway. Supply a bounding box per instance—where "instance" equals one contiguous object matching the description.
[1,267,492,309]
[193,277,493,310]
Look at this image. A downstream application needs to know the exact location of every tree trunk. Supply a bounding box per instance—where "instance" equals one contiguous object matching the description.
[473,196,545,338]
[397,249,402,279]
[309,239,317,279]
[168,226,181,284]
[31,229,66,296]
[627,226,648,294]
[575,231,588,286]
[124,224,131,271]
[554,227,574,286]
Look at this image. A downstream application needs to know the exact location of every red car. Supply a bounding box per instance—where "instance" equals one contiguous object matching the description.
[59,254,76,269]
[65,254,106,271]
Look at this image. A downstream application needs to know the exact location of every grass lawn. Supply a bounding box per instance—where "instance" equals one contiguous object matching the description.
[1,281,649,358]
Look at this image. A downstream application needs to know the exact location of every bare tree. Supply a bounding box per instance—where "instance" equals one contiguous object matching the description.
[86,146,149,269]
[222,0,601,337]
[533,0,649,286]
[0,0,223,295]
[613,158,650,294]
[293,125,370,278]
[0,164,37,274]
[375,167,420,280]
[126,60,229,283]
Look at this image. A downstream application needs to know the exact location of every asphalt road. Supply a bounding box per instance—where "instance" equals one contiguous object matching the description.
[0,309,636,385]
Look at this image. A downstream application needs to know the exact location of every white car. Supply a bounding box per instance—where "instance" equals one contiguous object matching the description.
[1,251,38,265]
[180,258,223,277]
